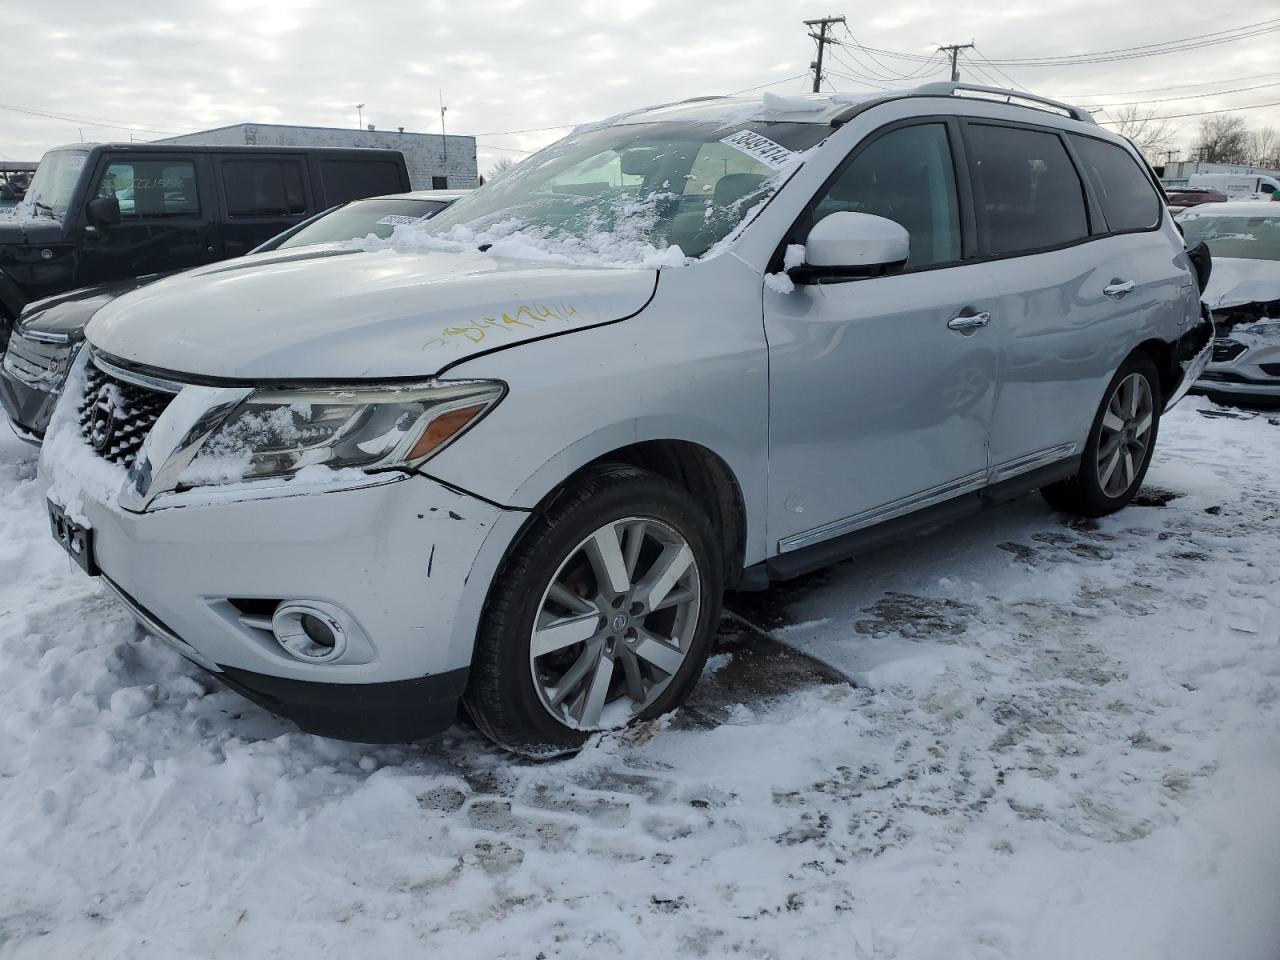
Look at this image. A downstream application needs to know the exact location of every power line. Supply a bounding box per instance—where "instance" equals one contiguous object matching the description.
[969,46,1034,93]
[1077,78,1280,110]
[830,17,1280,68]
[1095,98,1280,123]
[1060,71,1280,99]
[0,101,175,136]
[727,73,813,95]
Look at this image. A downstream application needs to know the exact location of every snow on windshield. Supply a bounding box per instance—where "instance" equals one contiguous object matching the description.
[355,119,830,269]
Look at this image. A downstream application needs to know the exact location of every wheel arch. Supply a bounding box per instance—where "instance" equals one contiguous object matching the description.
[1132,337,1175,407]
[491,428,755,589]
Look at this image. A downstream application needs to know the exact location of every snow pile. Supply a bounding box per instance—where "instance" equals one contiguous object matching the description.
[764,243,807,294]
[355,189,692,270]
[1,403,1279,958]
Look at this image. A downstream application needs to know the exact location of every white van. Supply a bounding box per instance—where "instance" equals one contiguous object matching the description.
[1187,173,1280,201]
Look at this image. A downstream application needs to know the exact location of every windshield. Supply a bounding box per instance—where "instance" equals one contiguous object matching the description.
[23,150,90,218]
[1181,213,1280,262]
[412,120,830,263]
[273,197,452,250]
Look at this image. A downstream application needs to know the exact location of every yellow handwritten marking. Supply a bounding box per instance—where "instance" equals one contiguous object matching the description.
[422,303,582,350]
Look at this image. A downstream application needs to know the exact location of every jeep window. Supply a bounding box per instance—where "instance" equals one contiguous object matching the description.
[23,150,90,217]
[320,160,405,205]
[96,160,199,218]
[222,160,306,217]
[809,123,962,268]
[421,120,831,259]
[968,124,1089,256]
[1069,135,1161,233]
[1179,213,1280,261]
[274,197,451,249]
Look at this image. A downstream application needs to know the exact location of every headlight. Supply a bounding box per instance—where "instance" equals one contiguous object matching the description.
[179,379,504,486]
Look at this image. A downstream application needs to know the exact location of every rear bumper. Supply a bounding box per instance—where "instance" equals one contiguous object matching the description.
[1165,307,1215,411]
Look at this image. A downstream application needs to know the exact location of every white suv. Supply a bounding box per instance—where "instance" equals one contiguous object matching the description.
[40,83,1212,753]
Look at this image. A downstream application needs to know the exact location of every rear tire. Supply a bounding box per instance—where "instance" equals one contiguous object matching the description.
[1041,353,1162,517]
[463,464,723,756]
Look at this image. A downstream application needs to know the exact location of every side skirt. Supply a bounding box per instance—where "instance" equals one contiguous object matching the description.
[746,457,1079,585]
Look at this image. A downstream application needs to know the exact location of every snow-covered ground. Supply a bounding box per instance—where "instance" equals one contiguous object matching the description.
[1,402,1278,959]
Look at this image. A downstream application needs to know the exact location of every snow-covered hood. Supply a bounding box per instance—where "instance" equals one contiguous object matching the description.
[1202,256,1280,310]
[85,247,658,380]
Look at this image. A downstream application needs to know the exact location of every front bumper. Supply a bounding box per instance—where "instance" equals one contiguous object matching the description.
[0,362,58,443]
[41,438,527,741]
[1193,331,1280,399]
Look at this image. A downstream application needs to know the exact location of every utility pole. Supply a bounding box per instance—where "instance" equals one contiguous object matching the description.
[937,42,975,82]
[354,103,365,129]
[439,90,448,164]
[805,16,846,93]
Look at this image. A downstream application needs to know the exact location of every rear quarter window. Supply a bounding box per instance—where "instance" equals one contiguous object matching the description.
[319,160,405,205]
[1069,135,1161,233]
[967,123,1090,257]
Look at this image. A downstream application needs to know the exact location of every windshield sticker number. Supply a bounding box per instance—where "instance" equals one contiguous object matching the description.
[376,215,421,226]
[719,130,794,169]
[67,155,86,170]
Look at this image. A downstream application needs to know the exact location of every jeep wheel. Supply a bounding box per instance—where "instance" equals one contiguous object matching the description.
[463,464,722,755]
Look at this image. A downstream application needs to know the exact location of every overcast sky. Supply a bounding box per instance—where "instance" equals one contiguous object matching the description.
[3,0,1278,172]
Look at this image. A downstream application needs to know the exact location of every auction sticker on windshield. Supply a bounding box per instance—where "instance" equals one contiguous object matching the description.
[376,215,421,226]
[719,130,795,169]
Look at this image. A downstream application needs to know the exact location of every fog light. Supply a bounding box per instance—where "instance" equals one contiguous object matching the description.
[271,603,350,663]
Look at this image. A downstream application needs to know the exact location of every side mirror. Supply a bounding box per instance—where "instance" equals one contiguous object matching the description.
[790,212,909,284]
[86,195,121,226]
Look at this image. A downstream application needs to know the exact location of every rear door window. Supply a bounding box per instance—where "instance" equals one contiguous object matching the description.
[96,159,199,218]
[967,124,1089,256]
[318,160,404,205]
[1068,135,1161,232]
[221,159,306,217]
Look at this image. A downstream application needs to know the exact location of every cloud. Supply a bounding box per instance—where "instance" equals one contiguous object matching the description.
[1,0,1276,172]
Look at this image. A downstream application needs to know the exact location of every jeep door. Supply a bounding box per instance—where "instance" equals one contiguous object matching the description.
[216,155,313,257]
[763,120,1001,552]
[77,153,219,285]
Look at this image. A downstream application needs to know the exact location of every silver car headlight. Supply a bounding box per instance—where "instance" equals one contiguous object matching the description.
[180,379,504,486]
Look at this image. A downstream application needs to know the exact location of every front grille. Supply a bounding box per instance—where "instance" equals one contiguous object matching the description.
[76,362,174,467]
[1259,363,1280,377]
[3,333,73,386]
[1212,338,1247,363]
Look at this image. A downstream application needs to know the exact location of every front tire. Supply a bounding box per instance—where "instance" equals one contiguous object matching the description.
[463,464,723,755]
[1042,353,1163,517]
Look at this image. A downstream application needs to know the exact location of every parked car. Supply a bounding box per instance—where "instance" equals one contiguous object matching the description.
[1165,186,1228,214]
[1,190,460,444]
[40,83,1212,753]
[1187,172,1280,202]
[0,142,411,344]
[1178,202,1280,402]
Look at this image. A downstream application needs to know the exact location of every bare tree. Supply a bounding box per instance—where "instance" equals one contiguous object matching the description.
[1190,116,1249,164]
[1112,105,1175,161]
[486,156,517,180]
[1249,126,1279,168]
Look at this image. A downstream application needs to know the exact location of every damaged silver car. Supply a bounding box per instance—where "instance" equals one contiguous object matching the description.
[1179,202,1280,401]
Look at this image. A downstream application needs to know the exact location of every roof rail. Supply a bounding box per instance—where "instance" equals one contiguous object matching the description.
[911,82,1096,124]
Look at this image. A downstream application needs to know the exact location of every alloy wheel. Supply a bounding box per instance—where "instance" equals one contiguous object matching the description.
[1096,372,1155,498]
[529,516,702,730]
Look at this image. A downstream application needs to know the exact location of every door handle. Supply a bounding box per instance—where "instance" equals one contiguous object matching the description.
[1104,279,1136,298]
[947,311,991,332]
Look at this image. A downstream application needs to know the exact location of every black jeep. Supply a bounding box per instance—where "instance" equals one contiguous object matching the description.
[0,142,410,345]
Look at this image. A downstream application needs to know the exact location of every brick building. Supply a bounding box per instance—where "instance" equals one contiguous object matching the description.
[155,123,477,190]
